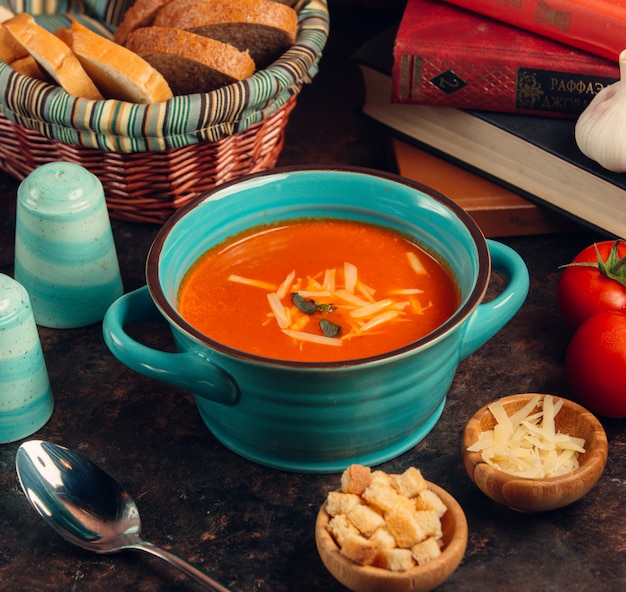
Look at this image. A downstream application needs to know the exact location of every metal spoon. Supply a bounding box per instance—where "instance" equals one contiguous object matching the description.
[15,440,232,592]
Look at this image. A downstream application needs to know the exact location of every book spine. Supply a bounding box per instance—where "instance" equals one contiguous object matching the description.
[442,0,626,61]
[457,202,572,238]
[392,41,618,118]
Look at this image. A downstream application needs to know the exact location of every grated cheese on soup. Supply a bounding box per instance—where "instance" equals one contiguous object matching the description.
[467,395,586,478]
[229,256,433,348]
[178,219,459,362]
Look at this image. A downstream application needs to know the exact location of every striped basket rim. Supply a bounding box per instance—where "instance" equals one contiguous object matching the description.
[0,0,329,153]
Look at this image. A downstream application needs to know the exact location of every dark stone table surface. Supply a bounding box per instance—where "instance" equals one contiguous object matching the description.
[0,4,624,591]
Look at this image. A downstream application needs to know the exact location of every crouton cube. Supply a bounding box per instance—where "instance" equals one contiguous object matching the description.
[341,464,372,494]
[374,547,415,571]
[347,503,386,537]
[392,493,417,513]
[370,526,397,550]
[411,536,442,565]
[325,491,362,517]
[327,514,359,546]
[385,504,425,548]
[391,466,428,498]
[362,483,401,513]
[413,510,443,539]
[414,489,447,518]
[324,464,447,573]
[370,469,394,487]
[340,533,378,566]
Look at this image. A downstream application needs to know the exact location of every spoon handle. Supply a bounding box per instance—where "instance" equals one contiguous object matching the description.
[131,540,233,592]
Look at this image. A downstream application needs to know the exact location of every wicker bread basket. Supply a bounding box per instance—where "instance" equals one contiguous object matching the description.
[0,0,329,223]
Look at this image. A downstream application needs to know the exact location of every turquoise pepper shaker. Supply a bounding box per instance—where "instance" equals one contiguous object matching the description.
[0,274,54,443]
[14,162,123,328]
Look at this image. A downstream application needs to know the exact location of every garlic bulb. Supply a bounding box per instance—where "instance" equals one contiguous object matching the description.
[575,49,626,173]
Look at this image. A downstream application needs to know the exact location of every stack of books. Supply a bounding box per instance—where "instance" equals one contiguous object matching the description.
[356,0,626,238]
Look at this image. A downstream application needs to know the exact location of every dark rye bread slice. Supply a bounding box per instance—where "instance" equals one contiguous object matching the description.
[124,26,255,95]
[152,0,297,69]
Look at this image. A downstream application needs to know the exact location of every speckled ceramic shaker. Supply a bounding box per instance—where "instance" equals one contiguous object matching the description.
[14,162,123,328]
[0,274,54,443]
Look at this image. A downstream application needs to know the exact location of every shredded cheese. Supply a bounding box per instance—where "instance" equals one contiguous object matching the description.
[349,298,395,319]
[228,274,276,291]
[282,329,343,346]
[406,251,429,276]
[228,257,431,348]
[344,262,357,294]
[276,270,296,300]
[359,310,401,332]
[267,293,290,329]
[323,268,336,293]
[467,395,585,478]
[355,280,376,302]
[333,289,371,307]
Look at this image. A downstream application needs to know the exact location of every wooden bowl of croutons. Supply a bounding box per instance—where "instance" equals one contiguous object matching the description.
[315,465,468,592]
[462,393,608,513]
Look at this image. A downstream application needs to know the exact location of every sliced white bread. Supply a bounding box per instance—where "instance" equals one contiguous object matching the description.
[9,55,49,80]
[69,20,173,103]
[0,5,14,22]
[54,26,74,46]
[0,23,28,63]
[3,13,103,100]
[124,26,255,95]
[0,18,49,82]
[153,0,297,68]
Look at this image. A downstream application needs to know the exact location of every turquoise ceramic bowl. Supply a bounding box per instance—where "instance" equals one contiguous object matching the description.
[102,167,529,473]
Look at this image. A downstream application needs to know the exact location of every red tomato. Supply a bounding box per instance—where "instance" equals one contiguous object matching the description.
[565,311,626,418]
[557,240,626,331]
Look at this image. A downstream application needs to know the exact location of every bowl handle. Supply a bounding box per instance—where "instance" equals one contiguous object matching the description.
[102,286,239,405]
[459,240,529,361]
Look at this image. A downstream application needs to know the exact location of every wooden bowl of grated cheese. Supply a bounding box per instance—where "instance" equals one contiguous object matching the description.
[462,393,608,512]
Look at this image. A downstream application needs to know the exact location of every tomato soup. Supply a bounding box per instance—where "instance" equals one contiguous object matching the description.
[177,219,459,362]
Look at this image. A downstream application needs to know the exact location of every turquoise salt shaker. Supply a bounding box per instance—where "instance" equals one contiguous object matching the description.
[14,162,123,328]
[0,274,54,443]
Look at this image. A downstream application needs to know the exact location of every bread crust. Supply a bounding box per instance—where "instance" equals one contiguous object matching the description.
[153,0,297,68]
[125,27,255,95]
[0,24,28,63]
[154,0,297,36]
[70,20,173,103]
[113,0,171,45]
[9,55,48,81]
[4,13,103,100]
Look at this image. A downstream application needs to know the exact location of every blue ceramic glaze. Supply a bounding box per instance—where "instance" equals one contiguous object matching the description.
[14,162,123,328]
[103,167,530,473]
[0,274,54,443]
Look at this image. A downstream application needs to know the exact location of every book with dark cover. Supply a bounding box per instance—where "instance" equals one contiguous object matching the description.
[392,0,618,118]
[354,26,626,238]
[443,0,626,61]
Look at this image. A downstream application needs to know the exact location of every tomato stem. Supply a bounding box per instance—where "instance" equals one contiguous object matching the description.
[560,240,626,287]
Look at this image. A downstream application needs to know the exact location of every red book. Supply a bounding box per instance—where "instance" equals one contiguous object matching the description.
[392,0,619,117]
[443,0,626,61]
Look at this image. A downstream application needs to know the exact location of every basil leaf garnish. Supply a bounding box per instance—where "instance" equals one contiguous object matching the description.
[320,319,341,338]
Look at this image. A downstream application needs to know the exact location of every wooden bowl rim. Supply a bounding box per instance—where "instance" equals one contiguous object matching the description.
[462,393,608,488]
[315,481,468,586]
